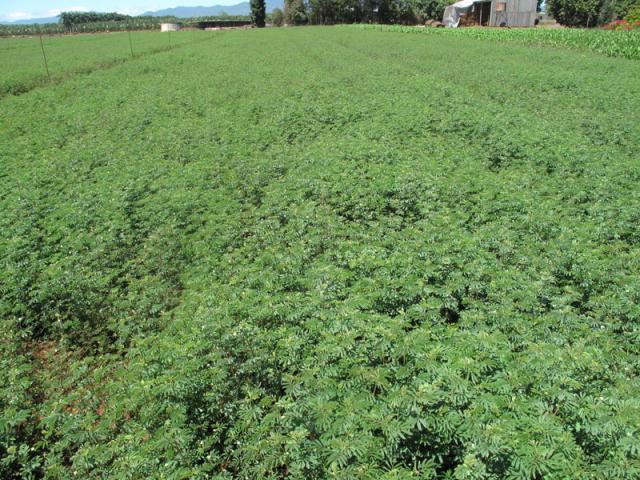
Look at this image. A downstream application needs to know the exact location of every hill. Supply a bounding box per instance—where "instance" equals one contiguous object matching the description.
[1,16,59,25]
[142,1,283,16]
[1,2,284,26]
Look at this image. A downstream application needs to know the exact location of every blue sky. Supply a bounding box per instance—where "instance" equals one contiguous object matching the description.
[0,1,241,21]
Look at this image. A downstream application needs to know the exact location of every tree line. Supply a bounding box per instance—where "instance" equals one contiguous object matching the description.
[257,0,451,26]
[547,0,638,27]
[58,0,639,31]
[254,0,639,27]
[59,12,131,28]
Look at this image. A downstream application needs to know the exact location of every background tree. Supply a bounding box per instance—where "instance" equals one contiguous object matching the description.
[627,2,640,21]
[285,0,309,24]
[410,0,449,21]
[546,0,604,26]
[312,0,343,23]
[272,7,285,25]
[396,0,418,23]
[598,0,616,23]
[613,0,639,19]
[251,0,266,27]
[59,11,130,29]
[304,0,449,24]
[377,0,398,22]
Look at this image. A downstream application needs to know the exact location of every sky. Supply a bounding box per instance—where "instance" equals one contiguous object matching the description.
[0,1,241,21]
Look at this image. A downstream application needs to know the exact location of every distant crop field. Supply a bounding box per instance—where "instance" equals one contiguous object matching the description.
[364,24,640,59]
[0,29,215,97]
[1,26,639,479]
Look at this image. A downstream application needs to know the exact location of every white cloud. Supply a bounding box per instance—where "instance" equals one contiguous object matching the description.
[5,11,32,20]
[1,5,89,21]
[117,7,142,15]
[44,5,89,16]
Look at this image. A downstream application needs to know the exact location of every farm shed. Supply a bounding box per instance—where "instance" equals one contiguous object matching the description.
[443,0,537,27]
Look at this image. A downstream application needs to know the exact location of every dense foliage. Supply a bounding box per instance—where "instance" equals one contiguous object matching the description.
[598,0,638,24]
[290,0,633,25]
[251,0,268,27]
[58,11,131,28]
[628,2,640,22]
[546,0,606,26]
[1,26,640,479]
[285,0,310,24]
[280,0,448,24]
[272,8,286,25]
[546,0,637,26]
[413,0,450,22]
[361,23,640,59]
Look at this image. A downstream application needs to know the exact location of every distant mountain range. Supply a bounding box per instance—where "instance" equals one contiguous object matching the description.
[142,1,283,16]
[1,2,284,25]
[2,16,59,25]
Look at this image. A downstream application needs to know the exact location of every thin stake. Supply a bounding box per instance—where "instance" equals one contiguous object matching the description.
[168,30,172,49]
[128,29,134,58]
[38,31,51,82]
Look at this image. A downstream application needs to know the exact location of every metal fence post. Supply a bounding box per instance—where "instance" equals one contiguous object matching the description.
[128,28,134,58]
[38,28,51,82]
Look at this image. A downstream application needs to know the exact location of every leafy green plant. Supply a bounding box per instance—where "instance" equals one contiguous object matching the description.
[1,26,639,479]
[0,30,219,98]
[360,23,640,59]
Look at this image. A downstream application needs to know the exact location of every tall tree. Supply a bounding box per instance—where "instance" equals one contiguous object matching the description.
[285,0,309,24]
[272,7,285,25]
[251,0,266,27]
[546,0,604,26]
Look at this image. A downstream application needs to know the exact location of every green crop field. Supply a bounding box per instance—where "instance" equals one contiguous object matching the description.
[0,30,214,97]
[1,26,640,479]
[363,24,640,59]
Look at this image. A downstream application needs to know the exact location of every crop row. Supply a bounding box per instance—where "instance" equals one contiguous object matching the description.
[359,24,640,59]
